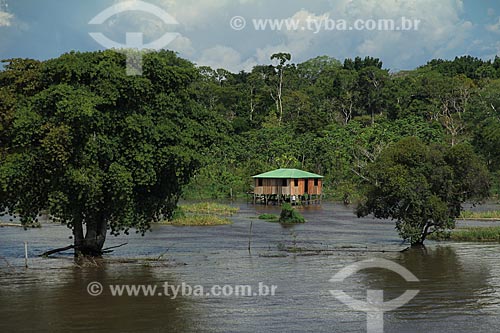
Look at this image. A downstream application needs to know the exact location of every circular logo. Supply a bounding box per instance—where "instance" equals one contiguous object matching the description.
[230,16,246,31]
[87,281,104,296]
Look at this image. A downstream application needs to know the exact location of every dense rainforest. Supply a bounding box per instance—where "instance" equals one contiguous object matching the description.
[181,53,500,201]
[1,50,498,251]
[2,51,500,205]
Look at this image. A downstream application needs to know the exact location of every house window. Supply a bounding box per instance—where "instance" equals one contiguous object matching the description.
[282,179,287,186]
[293,179,299,186]
[257,178,263,187]
[314,178,319,186]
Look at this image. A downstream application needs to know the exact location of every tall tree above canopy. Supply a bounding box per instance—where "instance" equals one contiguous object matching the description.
[269,52,292,125]
[0,50,227,256]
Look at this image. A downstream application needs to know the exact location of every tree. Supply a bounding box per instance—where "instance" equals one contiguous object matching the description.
[470,79,500,171]
[269,52,291,125]
[437,75,475,146]
[356,66,389,124]
[0,50,227,256]
[357,137,490,245]
[423,56,494,79]
[323,68,359,125]
[296,55,341,83]
[343,56,383,71]
[246,65,276,127]
[0,59,42,154]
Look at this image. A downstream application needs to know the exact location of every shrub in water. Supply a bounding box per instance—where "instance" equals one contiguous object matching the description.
[279,203,305,224]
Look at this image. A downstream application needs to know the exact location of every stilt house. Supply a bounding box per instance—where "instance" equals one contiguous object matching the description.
[252,168,323,205]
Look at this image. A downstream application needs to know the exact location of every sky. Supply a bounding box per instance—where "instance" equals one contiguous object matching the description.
[1,0,500,72]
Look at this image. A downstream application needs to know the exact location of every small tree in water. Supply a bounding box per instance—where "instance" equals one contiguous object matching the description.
[357,137,490,246]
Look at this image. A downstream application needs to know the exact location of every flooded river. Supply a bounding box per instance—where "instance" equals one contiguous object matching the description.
[1,203,500,332]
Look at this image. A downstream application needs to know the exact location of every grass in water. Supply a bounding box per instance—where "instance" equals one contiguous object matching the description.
[258,213,280,222]
[159,202,237,226]
[429,226,500,242]
[161,215,232,226]
[180,202,239,216]
[459,210,500,220]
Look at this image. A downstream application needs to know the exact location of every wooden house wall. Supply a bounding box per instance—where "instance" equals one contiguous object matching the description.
[254,179,291,195]
[307,179,322,195]
[255,178,323,196]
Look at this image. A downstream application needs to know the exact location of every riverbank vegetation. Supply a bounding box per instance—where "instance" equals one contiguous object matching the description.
[180,202,239,216]
[159,203,236,226]
[429,227,500,242]
[0,221,40,229]
[162,215,232,226]
[460,210,500,220]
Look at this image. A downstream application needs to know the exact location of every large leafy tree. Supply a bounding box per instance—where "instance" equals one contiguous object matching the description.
[357,137,490,245]
[0,50,227,256]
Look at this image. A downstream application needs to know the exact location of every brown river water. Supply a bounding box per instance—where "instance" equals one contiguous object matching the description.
[1,202,500,332]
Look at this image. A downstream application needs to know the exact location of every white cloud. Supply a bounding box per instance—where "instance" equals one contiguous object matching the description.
[169,35,195,57]
[486,18,500,34]
[158,0,262,29]
[244,0,471,70]
[109,0,476,71]
[332,0,469,68]
[0,11,13,27]
[197,45,256,72]
[472,39,500,60]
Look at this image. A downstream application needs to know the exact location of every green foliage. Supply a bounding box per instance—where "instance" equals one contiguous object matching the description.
[0,50,227,252]
[164,215,232,226]
[172,206,186,220]
[258,213,280,222]
[357,137,491,245]
[422,56,499,80]
[2,51,500,249]
[459,210,500,219]
[428,226,500,242]
[164,202,236,226]
[279,203,306,224]
[180,202,238,216]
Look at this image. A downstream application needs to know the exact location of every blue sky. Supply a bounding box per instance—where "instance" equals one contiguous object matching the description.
[1,0,500,72]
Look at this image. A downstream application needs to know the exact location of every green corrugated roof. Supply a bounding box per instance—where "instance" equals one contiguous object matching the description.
[252,168,323,179]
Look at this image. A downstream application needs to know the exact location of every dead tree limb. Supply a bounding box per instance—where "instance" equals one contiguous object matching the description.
[102,242,128,252]
[39,245,74,257]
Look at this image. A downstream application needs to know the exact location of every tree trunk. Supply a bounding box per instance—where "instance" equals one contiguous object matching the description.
[411,222,432,246]
[74,217,107,257]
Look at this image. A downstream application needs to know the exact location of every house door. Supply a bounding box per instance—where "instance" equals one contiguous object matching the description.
[304,179,309,194]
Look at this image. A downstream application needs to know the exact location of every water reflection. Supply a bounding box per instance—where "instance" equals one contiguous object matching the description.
[0,261,195,332]
[398,246,493,312]
[335,245,500,332]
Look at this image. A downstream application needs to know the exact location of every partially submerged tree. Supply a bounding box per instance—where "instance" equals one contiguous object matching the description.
[357,137,490,245]
[0,50,227,256]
